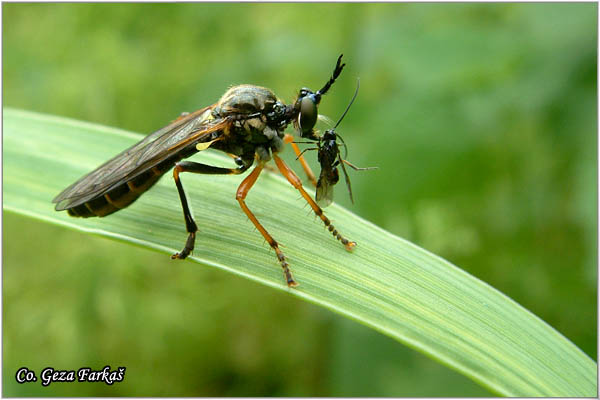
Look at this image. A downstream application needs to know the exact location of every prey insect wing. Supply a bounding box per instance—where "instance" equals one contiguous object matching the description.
[53,106,226,210]
[315,166,337,207]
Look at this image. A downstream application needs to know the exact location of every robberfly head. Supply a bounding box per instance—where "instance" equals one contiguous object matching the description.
[294,54,346,140]
[297,88,320,139]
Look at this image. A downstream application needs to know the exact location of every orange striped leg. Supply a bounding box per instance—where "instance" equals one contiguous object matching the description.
[284,134,318,187]
[236,163,298,287]
[273,154,356,251]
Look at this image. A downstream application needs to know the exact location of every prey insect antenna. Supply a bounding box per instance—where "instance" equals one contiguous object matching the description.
[333,79,360,129]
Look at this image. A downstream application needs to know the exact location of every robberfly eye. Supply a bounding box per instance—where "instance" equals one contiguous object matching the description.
[299,95,318,137]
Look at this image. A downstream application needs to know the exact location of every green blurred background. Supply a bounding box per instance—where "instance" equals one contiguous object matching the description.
[3,3,596,396]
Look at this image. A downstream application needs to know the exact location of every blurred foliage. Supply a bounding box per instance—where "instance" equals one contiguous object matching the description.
[3,2,596,396]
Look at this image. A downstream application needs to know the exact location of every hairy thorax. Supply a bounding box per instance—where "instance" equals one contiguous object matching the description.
[211,84,286,163]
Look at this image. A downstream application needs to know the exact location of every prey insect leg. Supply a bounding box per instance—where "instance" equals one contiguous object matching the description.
[284,134,318,187]
[342,159,378,171]
[236,163,298,287]
[272,154,356,251]
[171,161,249,260]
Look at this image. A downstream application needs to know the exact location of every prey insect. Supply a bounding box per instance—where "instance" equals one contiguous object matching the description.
[295,80,377,207]
[53,55,354,287]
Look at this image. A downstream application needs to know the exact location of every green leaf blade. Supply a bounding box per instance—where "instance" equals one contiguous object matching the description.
[3,108,596,396]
